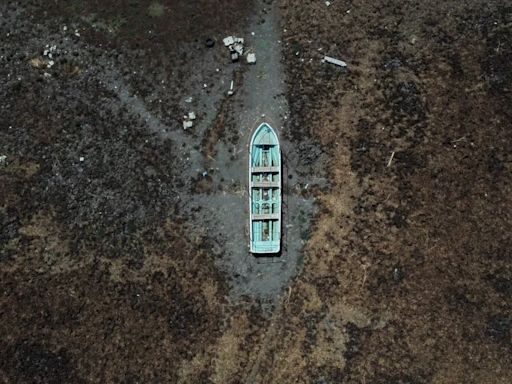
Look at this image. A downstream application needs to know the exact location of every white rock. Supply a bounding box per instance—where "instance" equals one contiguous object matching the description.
[188,111,196,120]
[223,36,235,46]
[185,96,193,103]
[183,120,193,129]
[79,156,84,162]
[247,53,256,64]
[0,155,6,164]
[234,37,244,44]
[233,43,244,55]
[325,1,331,6]
[63,25,68,31]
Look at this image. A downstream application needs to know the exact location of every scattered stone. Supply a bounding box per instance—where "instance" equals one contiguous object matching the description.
[79,156,84,162]
[202,171,208,177]
[322,55,347,67]
[223,36,235,46]
[63,25,68,31]
[325,1,331,6]
[233,43,244,55]
[247,53,257,64]
[188,111,196,120]
[185,96,193,103]
[183,120,193,130]
[223,35,250,63]
[0,155,6,165]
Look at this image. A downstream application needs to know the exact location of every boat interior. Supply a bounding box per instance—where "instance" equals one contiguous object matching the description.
[250,124,281,253]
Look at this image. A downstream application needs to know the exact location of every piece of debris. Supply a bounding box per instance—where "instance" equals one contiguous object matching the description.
[188,111,196,120]
[325,1,331,6]
[323,55,348,67]
[183,120,193,130]
[223,35,250,63]
[205,38,215,48]
[228,80,234,96]
[393,266,404,282]
[185,96,193,103]
[202,171,208,177]
[0,155,6,165]
[387,151,395,167]
[247,53,257,64]
[79,156,85,162]
[29,57,46,68]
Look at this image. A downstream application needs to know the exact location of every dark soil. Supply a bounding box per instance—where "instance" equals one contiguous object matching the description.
[1,0,511,383]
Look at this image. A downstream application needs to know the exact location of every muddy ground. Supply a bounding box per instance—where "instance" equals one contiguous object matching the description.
[0,0,511,383]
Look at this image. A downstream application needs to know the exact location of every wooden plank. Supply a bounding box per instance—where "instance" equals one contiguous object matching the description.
[251,181,279,188]
[252,213,279,220]
[251,166,280,173]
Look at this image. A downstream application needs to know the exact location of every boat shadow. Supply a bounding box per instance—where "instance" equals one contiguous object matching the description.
[252,249,283,259]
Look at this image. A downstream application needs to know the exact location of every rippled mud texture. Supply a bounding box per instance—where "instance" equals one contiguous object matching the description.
[1,0,512,383]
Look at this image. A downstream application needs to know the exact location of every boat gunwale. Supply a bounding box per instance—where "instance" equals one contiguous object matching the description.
[249,122,282,254]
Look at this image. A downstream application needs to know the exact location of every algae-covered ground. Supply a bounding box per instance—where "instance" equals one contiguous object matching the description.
[1,0,511,383]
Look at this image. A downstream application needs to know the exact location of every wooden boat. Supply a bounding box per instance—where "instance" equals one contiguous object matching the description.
[249,123,281,254]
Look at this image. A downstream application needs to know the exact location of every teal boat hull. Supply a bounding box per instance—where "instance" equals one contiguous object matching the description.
[249,123,281,254]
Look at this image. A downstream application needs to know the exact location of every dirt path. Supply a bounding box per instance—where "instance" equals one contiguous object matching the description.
[181,0,317,303]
